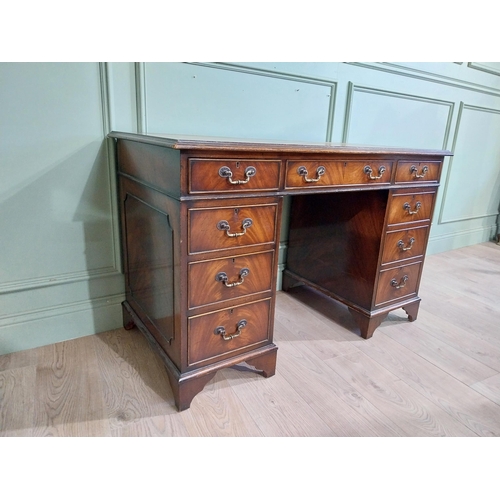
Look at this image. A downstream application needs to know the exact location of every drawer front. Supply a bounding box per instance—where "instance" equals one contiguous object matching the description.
[188,299,271,366]
[188,203,278,254]
[386,191,436,225]
[375,262,422,306]
[188,251,274,309]
[189,159,281,193]
[285,160,393,188]
[395,161,441,184]
[381,225,430,265]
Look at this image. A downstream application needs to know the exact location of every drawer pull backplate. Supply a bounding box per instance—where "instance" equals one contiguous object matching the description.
[219,165,256,185]
[390,275,409,289]
[214,319,247,341]
[215,268,250,287]
[217,218,253,237]
[297,165,326,183]
[403,201,422,215]
[397,237,415,252]
[364,165,386,180]
[410,165,428,179]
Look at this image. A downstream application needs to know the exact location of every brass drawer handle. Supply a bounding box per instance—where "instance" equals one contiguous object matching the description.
[214,319,247,341]
[219,165,256,185]
[297,165,326,183]
[403,201,422,215]
[390,275,409,289]
[364,165,386,180]
[215,268,250,287]
[217,218,253,237]
[397,237,415,251]
[410,164,429,179]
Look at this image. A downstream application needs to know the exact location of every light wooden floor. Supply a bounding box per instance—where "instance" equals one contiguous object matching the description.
[1,241,500,437]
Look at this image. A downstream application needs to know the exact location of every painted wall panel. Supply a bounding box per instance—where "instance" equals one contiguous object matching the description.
[440,104,500,222]
[0,63,115,285]
[425,216,498,254]
[143,63,333,141]
[345,85,452,149]
[107,62,137,133]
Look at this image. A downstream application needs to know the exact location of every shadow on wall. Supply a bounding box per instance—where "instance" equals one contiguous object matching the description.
[0,140,124,354]
[75,140,125,337]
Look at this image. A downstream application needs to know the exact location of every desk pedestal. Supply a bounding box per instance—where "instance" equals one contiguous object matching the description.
[284,189,433,338]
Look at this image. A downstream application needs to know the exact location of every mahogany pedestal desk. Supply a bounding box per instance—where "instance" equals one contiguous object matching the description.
[109,132,452,411]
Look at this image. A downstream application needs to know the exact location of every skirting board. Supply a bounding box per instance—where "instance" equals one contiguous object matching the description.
[0,294,124,355]
[426,225,498,255]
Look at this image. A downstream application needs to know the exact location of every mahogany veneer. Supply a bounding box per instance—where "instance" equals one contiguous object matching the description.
[109,132,452,411]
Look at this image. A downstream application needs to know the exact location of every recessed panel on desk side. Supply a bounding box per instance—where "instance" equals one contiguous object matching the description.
[123,193,176,354]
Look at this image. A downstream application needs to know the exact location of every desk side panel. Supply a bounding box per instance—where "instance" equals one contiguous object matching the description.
[118,176,183,369]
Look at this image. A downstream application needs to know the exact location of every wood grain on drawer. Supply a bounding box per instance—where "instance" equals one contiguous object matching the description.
[395,161,441,184]
[188,299,271,366]
[375,262,422,306]
[386,190,436,225]
[188,251,274,308]
[188,203,278,254]
[285,160,393,188]
[381,225,430,265]
[189,159,280,193]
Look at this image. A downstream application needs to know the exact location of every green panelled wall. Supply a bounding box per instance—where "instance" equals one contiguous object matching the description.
[1,62,499,354]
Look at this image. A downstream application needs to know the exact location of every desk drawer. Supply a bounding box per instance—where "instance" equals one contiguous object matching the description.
[188,202,278,254]
[188,299,271,366]
[189,159,281,193]
[386,190,436,225]
[381,225,430,265]
[188,251,274,308]
[395,161,441,184]
[285,160,393,188]
[375,262,422,306]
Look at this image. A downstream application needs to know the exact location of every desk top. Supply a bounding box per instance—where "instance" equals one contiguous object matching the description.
[109,131,453,157]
